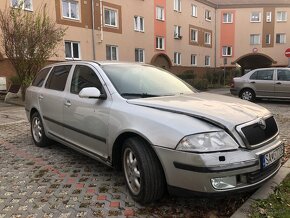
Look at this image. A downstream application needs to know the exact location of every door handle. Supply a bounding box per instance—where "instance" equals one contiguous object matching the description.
[276,82,282,85]
[38,95,44,100]
[250,81,256,84]
[64,100,71,107]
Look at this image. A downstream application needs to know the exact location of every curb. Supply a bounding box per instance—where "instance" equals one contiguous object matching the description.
[231,159,290,218]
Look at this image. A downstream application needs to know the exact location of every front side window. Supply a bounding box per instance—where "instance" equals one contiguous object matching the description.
[191,54,197,65]
[250,34,261,45]
[222,46,232,56]
[223,13,233,23]
[192,4,197,17]
[204,32,211,45]
[62,0,79,20]
[11,0,33,10]
[156,6,165,21]
[276,33,286,44]
[45,65,72,91]
[277,69,290,81]
[32,67,52,87]
[277,11,287,22]
[134,16,144,32]
[104,8,118,27]
[174,25,181,39]
[65,41,80,59]
[190,28,198,43]
[205,56,210,66]
[106,45,118,61]
[205,10,211,21]
[251,12,261,22]
[174,52,181,65]
[174,0,181,12]
[135,48,145,63]
[250,70,274,80]
[156,37,165,50]
[70,65,103,94]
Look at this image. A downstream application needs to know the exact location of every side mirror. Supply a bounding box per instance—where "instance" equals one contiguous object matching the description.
[79,87,106,99]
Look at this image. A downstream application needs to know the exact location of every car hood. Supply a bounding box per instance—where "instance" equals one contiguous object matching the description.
[127,93,270,130]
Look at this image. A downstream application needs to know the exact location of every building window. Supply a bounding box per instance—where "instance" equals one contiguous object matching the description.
[250,12,261,22]
[191,54,197,65]
[106,45,118,61]
[205,56,210,66]
[174,52,181,65]
[205,10,211,21]
[250,34,261,45]
[190,28,198,43]
[134,16,144,32]
[104,8,118,27]
[135,48,145,63]
[223,13,233,23]
[65,41,80,60]
[265,34,271,44]
[222,46,232,56]
[174,25,182,39]
[277,11,287,22]
[11,0,33,10]
[276,33,286,44]
[156,6,165,21]
[192,4,197,17]
[266,12,272,22]
[62,0,79,20]
[174,0,181,12]
[156,37,165,50]
[204,32,211,45]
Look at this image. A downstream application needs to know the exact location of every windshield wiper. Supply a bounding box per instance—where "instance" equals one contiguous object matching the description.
[120,93,160,98]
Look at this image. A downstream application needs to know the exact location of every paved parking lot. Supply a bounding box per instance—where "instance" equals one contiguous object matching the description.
[0,99,289,218]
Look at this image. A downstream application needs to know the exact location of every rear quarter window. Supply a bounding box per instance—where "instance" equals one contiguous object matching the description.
[45,65,72,91]
[32,67,51,87]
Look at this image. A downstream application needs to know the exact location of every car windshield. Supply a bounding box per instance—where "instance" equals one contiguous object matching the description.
[101,64,196,99]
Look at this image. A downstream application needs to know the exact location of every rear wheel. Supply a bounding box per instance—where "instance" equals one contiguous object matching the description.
[240,89,255,102]
[31,112,51,147]
[122,137,165,204]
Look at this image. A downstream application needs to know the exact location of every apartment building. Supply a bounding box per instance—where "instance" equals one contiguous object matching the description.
[0,0,290,83]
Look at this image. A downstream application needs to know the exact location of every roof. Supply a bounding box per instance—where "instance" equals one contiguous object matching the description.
[197,0,290,8]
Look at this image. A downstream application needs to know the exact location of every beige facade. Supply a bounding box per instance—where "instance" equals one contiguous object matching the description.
[1,0,290,82]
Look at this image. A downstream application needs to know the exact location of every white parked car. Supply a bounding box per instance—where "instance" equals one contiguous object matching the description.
[25,61,284,203]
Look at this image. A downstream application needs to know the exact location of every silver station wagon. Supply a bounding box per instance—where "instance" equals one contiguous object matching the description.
[231,67,290,101]
[26,61,284,204]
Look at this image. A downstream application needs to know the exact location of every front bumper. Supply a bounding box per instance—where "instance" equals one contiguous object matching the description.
[230,88,239,96]
[154,138,284,194]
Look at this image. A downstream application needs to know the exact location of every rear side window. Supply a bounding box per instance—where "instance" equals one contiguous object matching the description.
[32,67,51,87]
[277,69,290,81]
[250,70,274,80]
[45,65,72,91]
[70,65,103,94]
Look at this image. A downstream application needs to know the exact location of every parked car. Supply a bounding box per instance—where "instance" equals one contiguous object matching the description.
[230,68,290,101]
[26,61,284,204]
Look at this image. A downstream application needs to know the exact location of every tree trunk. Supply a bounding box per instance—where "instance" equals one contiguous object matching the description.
[21,85,27,102]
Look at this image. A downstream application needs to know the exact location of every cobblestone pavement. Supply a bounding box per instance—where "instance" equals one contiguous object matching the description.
[0,100,289,218]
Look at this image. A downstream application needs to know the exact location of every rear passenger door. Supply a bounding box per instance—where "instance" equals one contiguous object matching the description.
[248,69,275,97]
[63,64,111,160]
[275,69,290,98]
[39,65,72,138]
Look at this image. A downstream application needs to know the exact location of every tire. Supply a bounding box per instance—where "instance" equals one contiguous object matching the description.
[31,112,51,147]
[122,137,165,204]
[240,89,255,102]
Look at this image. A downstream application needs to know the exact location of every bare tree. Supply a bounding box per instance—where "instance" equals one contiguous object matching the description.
[0,4,66,100]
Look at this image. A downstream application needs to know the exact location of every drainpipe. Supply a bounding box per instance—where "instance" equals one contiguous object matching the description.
[100,0,104,41]
[214,4,218,69]
[91,0,96,60]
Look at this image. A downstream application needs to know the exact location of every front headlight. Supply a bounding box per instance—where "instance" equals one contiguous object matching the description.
[176,131,239,152]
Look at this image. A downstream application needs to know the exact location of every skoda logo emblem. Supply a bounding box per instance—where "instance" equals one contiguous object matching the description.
[258,119,267,130]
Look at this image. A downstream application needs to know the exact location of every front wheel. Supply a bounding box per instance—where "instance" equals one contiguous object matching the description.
[122,137,165,204]
[240,89,255,102]
[31,112,51,147]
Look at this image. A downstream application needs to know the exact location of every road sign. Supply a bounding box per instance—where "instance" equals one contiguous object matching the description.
[285,48,290,57]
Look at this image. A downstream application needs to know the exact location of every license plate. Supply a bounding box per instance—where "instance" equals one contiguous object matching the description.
[261,145,284,169]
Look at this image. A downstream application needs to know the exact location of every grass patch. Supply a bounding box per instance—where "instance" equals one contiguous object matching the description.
[251,173,290,218]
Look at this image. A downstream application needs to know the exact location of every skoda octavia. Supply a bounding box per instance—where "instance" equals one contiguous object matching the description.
[25,61,284,204]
